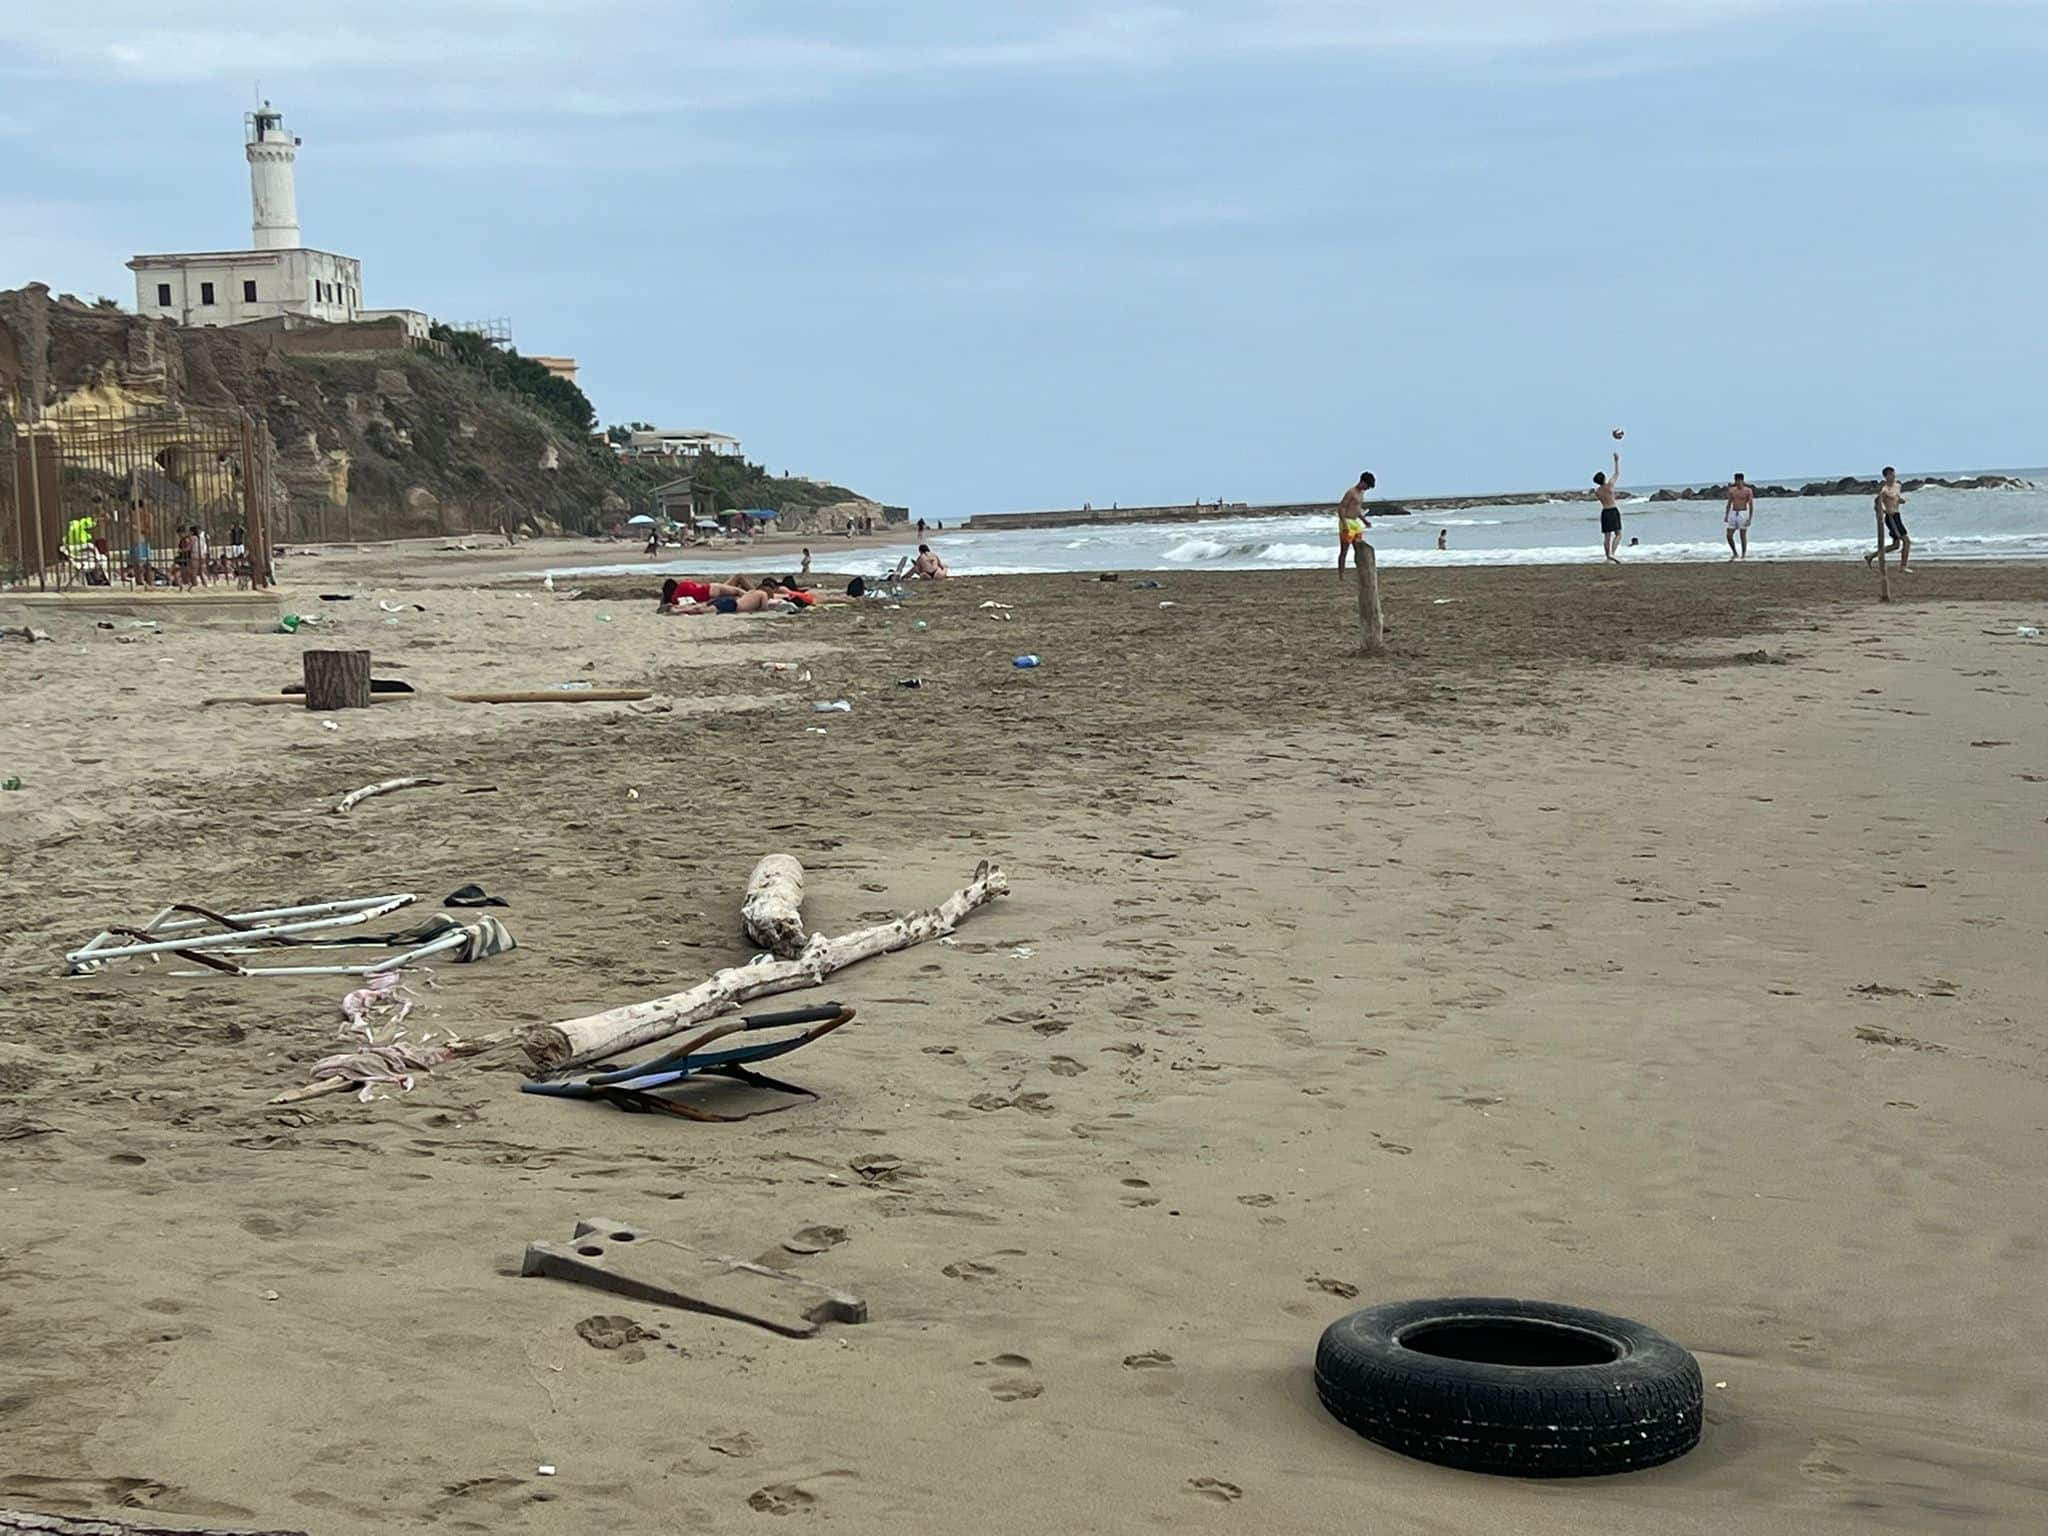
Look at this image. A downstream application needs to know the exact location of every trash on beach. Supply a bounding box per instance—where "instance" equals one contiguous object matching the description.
[444,883,511,909]
[978,601,1012,610]
[1013,655,1042,669]
[320,720,341,731]
[912,619,929,631]
[520,1215,867,1338]
[332,775,444,814]
[2017,625,2041,638]
[762,662,796,673]
[1,777,23,791]
[65,892,517,980]
[4,625,55,643]
[1159,601,1178,609]
[897,678,924,689]
[273,973,499,1104]
[543,574,556,592]
[523,1001,855,1122]
[806,727,828,734]
[537,1465,558,1477]
[813,699,853,712]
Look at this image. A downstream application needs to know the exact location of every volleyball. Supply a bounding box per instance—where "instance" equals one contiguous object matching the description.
[1612,428,1626,440]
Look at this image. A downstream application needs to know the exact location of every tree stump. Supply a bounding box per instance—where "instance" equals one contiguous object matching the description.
[1354,543,1386,655]
[302,649,372,710]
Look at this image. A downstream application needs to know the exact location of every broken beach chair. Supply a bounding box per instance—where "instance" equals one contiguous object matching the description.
[64,894,516,978]
[521,1002,854,1121]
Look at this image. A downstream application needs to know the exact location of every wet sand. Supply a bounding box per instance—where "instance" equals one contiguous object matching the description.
[2,561,2045,1533]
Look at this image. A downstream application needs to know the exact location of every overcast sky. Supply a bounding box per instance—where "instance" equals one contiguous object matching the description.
[5,2,2044,513]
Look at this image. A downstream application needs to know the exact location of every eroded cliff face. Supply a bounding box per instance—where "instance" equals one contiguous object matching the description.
[1,284,626,541]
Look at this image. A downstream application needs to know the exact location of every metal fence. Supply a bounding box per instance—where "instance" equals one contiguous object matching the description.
[1,402,275,591]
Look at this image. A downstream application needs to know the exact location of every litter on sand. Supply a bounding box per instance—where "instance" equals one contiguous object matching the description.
[65,893,516,979]
[521,1215,866,1338]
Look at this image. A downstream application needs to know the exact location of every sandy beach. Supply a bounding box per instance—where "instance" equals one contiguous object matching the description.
[3,559,2045,1534]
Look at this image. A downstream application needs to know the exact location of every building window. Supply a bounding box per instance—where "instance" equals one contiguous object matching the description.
[156,283,172,306]
[243,280,258,302]
[200,281,215,306]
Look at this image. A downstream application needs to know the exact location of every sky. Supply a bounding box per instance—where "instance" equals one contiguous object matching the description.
[4,1,2045,515]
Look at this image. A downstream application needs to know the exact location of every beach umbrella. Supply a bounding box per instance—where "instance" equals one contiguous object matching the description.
[626,514,655,526]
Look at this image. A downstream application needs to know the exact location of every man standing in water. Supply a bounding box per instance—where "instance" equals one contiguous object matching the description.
[1593,451,1622,563]
[1336,471,1375,577]
[1724,473,1756,560]
[1865,467,1910,572]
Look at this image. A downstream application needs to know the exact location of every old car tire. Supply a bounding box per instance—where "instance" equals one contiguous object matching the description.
[1315,1297,1702,1477]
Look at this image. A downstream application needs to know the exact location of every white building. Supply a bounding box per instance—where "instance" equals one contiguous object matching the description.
[622,428,743,460]
[127,104,365,329]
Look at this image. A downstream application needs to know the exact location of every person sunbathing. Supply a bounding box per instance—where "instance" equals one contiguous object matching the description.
[658,576,750,611]
[670,588,788,615]
[910,544,951,579]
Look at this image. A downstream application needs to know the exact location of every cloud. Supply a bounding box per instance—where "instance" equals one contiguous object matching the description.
[0,2,1961,103]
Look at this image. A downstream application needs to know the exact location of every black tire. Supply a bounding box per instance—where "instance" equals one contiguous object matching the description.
[1314,1297,1702,1478]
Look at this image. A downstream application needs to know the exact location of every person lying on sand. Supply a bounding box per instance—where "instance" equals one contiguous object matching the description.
[657,577,751,611]
[911,545,951,579]
[669,589,786,615]
[761,578,855,607]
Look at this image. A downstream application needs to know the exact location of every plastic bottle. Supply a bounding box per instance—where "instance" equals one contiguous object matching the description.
[812,700,853,713]
[1013,655,1041,669]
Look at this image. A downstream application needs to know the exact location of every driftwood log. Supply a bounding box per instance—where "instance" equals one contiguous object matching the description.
[0,1512,308,1536]
[445,689,652,704]
[524,861,1009,1071]
[333,776,442,814]
[741,855,809,958]
[1354,543,1386,655]
[302,648,372,711]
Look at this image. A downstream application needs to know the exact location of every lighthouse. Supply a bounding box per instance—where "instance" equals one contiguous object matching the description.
[246,103,301,250]
[129,102,373,329]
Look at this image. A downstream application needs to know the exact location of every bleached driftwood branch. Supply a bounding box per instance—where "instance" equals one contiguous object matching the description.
[333,776,443,814]
[741,855,809,958]
[523,861,1009,1071]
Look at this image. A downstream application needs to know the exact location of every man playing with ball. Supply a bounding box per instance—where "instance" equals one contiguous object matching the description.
[1594,431,1624,563]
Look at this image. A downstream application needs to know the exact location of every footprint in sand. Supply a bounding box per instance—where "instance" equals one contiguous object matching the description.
[1047,1056,1087,1077]
[1119,1177,1161,1209]
[1236,1193,1277,1208]
[747,1484,816,1516]
[781,1225,848,1256]
[943,1260,998,1281]
[1186,1477,1243,1503]
[1122,1351,1175,1370]
[1308,1277,1359,1299]
[747,1470,856,1516]
[708,1429,760,1458]
[977,1353,1044,1402]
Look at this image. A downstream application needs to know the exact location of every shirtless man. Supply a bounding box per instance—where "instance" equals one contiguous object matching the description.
[1593,452,1622,563]
[1724,472,1756,560]
[1336,472,1376,577]
[1865,467,1910,572]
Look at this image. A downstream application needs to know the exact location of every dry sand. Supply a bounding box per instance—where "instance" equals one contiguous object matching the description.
[3,560,2046,1534]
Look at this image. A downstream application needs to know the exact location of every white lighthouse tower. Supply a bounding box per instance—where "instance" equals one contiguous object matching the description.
[246,102,301,250]
[129,102,369,328]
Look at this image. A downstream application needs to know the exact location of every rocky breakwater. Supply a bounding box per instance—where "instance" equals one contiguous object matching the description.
[1648,473,2029,503]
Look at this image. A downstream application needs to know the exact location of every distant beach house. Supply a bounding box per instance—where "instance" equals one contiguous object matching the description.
[620,428,743,461]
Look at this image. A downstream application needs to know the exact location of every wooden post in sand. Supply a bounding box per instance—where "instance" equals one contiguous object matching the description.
[1354,542,1387,655]
[302,648,372,711]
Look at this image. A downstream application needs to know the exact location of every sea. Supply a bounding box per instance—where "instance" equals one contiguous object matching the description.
[556,471,2048,581]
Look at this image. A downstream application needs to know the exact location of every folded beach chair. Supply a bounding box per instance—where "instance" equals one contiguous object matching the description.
[520,1002,855,1122]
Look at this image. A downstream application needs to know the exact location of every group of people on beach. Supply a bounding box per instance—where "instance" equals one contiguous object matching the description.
[1336,454,1914,571]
